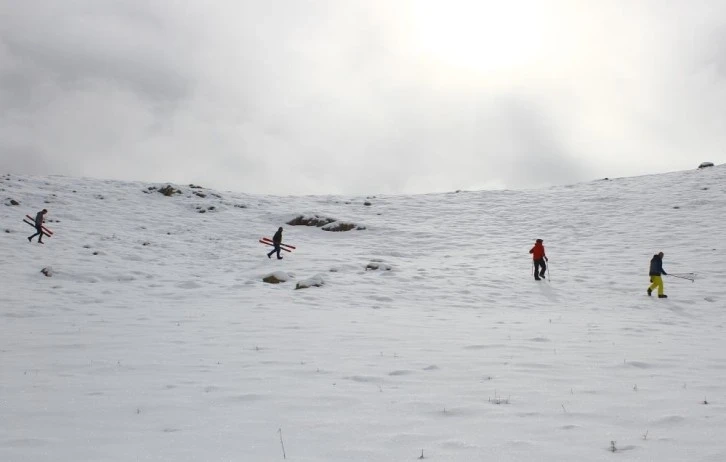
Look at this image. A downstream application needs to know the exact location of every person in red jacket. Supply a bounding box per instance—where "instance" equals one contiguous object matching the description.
[529,238,548,280]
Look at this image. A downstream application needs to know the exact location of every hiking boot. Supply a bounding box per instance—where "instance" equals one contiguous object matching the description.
[658,294,668,298]
[647,288,652,296]
[267,253,271,259]
[277,256,283,260]
[534,277,541,281]
[27,236,32,242]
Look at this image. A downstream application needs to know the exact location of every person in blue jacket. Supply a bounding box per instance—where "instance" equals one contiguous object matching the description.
[647,252,668,298]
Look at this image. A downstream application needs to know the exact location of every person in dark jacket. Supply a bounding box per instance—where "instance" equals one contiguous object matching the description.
[267,227,283,260]
[647,252,668,298]
[27,209,48,244]
[529,238,548,280]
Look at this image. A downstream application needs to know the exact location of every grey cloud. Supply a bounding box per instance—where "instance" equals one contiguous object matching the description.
[1,1,725,194]
[1,1,191,109]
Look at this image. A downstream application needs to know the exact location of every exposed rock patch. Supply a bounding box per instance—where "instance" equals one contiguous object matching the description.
[322,221,357,232]
[288,215,336,227]
[147,185,183,196]
[366,261,392,271]
[288,214,363,232]
[263,271,291,284]
[195,205,216,213]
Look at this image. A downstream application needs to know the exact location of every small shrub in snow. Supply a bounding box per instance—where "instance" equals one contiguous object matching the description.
[698,162,714,169]
[296,275,324,289]
[263,271,291,284]
[364,201,372,206]
[5,198,20,206]
[40,267,53,277]
[193,191,207,198]
[489,392,510,405]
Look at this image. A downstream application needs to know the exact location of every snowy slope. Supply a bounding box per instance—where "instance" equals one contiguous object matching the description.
[1,166,725,462]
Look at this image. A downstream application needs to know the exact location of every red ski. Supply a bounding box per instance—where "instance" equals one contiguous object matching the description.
[260,237,295,250]
[259,239,292,252]
[23,216,53,237]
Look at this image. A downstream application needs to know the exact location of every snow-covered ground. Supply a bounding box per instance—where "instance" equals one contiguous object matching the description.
[1,166,725,462]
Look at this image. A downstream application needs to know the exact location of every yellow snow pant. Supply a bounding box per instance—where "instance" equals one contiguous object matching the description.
[649,276,664,296]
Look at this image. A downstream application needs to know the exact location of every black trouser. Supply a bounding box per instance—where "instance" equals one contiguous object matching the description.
[29,225,44,242]
[534,258,546,279]
[267,243,281,258]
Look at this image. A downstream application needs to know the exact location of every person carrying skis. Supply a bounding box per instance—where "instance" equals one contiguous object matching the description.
[647,252,668,298]
[529,238,548,280]
[27,209,48,244]
[267,227,284,260]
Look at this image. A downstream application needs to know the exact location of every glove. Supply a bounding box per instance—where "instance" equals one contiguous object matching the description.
[545,256,549,262]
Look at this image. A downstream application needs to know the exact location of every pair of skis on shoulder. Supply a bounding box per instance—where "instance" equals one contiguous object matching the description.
[258,237,296,253]
[23,214,54,238]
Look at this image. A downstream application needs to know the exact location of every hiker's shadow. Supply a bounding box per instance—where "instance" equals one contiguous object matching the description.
[537,282,560,302]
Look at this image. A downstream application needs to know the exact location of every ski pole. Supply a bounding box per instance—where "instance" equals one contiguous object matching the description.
[547,259,551,281]
[668,274,695,282]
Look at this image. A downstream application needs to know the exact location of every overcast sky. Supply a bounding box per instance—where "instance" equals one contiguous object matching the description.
[1,1,725,195]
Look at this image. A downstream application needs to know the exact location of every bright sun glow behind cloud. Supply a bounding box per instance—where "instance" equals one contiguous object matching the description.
[410,0,550,76]
[3,0,724,194]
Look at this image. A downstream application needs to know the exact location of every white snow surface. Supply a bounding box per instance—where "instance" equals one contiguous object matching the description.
[1,167,726,461]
